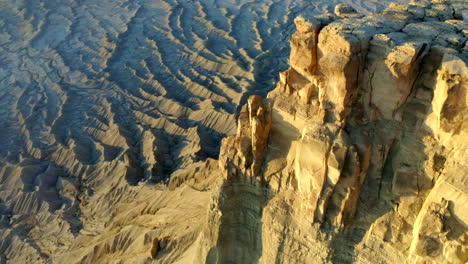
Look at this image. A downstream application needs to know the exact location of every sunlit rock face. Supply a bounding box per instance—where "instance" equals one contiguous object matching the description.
[1,0,467,263]
[213,0,468,263]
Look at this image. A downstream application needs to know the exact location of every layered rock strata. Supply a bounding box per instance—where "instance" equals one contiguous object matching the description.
[211,1,468,263]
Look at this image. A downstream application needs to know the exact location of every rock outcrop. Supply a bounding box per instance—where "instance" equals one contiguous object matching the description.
[219,95,272,179]
[334,4,361,18]
[212,1,468,263]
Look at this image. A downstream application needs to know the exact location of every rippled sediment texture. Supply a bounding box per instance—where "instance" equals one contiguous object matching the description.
[0,0,399,263]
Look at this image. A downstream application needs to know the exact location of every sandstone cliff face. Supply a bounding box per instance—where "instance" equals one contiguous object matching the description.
[2,1,465,263]
[212,1,468,263]
[219,95,272,180]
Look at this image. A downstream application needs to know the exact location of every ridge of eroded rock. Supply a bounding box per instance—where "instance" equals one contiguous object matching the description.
[214,1,468,263]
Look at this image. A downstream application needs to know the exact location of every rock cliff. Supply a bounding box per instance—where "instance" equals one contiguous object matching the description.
[211,1,468,263]
[1,1,466,263]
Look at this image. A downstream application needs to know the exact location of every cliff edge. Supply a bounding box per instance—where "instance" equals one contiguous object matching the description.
[212,1,468,263]
[3,1,466,263]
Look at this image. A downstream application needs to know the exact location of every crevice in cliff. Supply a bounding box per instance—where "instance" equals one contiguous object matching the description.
[211,179,271,264]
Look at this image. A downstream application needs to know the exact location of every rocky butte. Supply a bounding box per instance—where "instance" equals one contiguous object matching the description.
[211,1,468,263]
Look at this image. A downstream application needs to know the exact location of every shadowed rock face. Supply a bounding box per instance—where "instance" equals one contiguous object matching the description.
[1,0,467,263]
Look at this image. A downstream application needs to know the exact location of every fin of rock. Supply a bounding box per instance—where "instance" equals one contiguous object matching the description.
[219,95,272,180]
